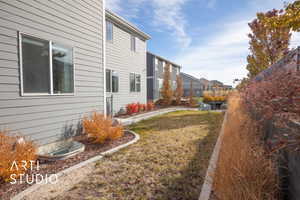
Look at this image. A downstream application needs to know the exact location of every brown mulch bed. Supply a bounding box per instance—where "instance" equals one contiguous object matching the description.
[0,131,135,200]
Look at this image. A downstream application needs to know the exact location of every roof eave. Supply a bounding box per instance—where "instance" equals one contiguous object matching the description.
[147,51,182,69]
[106,9,151,41]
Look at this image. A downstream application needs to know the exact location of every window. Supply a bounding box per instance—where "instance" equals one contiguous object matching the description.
[156,59,162,71]
[136,74,141,92]
[131,35,136,52]
[130,73,136,92]
[20,34,74,95]
[130,73,141,92]
[158,79,163,90]
[21,35,50,93]
[106,69,118,93]
[112,71,119,93]
[106,69,111,92]
[106,21,113,42]
[52,43,74,94]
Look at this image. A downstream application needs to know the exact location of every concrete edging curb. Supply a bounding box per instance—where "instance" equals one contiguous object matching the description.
[12,130,140,200]
[198,112,228,200]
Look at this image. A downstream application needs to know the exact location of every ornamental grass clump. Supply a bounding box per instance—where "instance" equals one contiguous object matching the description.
[83,112,124,144]
[0,131,36,183]
[213,93,279,200]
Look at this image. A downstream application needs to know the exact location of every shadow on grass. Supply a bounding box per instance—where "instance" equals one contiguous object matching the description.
[155,112,223,200]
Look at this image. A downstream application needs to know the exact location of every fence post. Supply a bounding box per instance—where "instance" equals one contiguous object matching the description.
[297,46,300,71]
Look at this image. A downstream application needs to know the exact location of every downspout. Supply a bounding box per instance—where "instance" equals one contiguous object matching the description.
[102,0,107,116]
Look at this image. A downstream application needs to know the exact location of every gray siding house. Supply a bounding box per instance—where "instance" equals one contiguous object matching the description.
[105,10,151,115]
[180,72,204,97]
[147,52,181,102]
[0,0,105,146]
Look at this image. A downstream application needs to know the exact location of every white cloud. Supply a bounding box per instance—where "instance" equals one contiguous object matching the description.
[106,0,300,86]
[106,0,191,48]
[175,20,250,85]
[175,0,299,86]
[106,0,122,12]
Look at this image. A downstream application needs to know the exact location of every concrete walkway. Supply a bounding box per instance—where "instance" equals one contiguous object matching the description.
[115,107,199,126]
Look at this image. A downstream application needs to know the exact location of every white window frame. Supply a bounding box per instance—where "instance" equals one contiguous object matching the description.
[106,69,112,93]
[129,72,141,93]
[106,20,113,43]
[130,35,136,52]
[19,32,75,96]
[106,69,119,93]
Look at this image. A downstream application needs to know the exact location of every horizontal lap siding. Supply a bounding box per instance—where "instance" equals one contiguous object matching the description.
[0,0,104,145]
[106,22,147,114]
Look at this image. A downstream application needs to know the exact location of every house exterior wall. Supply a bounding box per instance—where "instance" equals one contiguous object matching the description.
[147,53,155,100]
[106,19,147,115]
[181,73,204,97]
[0,0,104,146]
[147,53,181,102]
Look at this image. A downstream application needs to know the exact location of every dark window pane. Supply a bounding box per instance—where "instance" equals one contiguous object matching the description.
[130,73,135,92]
[22,35,50,93]
[112,71,119,93]
[136,74,141,92]
[131,36,136,51]
[106,21,113,41]
[52,43,74,94]
[106,69,111,92]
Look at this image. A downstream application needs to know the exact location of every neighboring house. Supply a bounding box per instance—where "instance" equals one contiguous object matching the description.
[105,10,151,116]
[0,1,105,146]
[147,52,181,102]
[210,80,224,88]
[180,73,204,97]
[200,78,212,91]
[223,85,233,90]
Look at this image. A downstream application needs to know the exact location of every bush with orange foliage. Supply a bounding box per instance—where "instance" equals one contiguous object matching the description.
[82,113,124,144]
[213,93,278,200]
[146,101,155,111]
[0,131,36,183]
[203,95,227,102]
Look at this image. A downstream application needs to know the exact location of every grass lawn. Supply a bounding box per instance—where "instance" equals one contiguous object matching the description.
[55,111,223,200]
[195,97,204,103]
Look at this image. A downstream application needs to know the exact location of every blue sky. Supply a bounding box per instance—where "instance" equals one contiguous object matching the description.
[107,0,300,85]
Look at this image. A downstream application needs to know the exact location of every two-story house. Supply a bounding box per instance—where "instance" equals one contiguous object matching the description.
[0,1,105,147]
[180,72,204,97]
[147,52,181,102]
[105,10,151,115]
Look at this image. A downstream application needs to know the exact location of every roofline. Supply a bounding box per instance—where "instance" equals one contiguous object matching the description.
[147,52,182,69]
[105,9,151,41]
[180,72,200,82]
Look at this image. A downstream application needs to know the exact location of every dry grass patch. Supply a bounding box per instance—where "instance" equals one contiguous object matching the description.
[213,94,279,200]
[55,111,223,200]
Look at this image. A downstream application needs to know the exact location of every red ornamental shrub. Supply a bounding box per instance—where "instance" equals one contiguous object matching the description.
[127,102,155,115]
[138,103,146,112]
[241,68,300,123]
[133,103,139,113]
[126,104,134,115]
